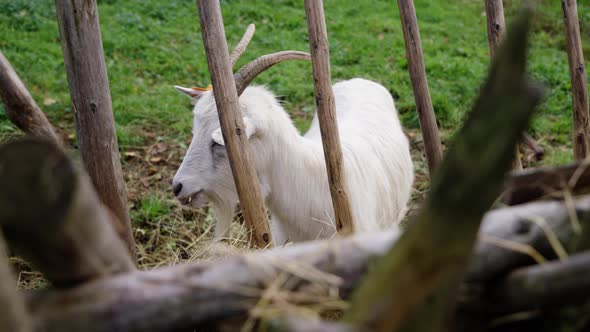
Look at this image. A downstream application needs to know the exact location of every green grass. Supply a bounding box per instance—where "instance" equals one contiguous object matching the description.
[0,0,589,234]
[1,0,588,146]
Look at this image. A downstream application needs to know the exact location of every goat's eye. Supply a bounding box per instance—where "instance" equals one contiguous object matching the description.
[210,140,220,149]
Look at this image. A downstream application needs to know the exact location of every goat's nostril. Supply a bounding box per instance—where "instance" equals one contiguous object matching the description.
[173,182,183,196]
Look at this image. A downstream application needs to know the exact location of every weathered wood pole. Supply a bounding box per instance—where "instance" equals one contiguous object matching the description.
[54,0,135,258]
[195,0,272,248]
[0,231,31,332]
[484,0,506,58]
[561,0,590,160]
[304,0,355,235]
[0,51,60,143]
[397,0,443,175]
[0,138,135,288]
[484,0,523,170]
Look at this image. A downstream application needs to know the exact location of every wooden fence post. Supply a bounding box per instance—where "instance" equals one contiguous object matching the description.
[484,0,506,58]
[561,0,590,160]
[54,0,136,258]
[397,0,443,176]
[195,0,273,248]
[484,0,523,170]
[304,0,355,235]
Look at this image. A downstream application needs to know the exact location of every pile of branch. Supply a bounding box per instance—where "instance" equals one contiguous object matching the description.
[0,138,587,332]
[1,2,590,332]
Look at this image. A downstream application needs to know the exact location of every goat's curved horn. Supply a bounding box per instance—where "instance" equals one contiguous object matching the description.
[234,51,311,96]
[229,24,256,67]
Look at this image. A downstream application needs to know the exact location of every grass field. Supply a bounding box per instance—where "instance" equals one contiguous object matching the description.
[1,0,590,271]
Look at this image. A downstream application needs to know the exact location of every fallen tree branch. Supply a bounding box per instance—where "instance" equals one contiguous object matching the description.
[467,195,590,282]
[0,230,31,332]
[0,51,60,143]
[24,195,590,332]
[522,132,544,161]
[0,138,135,288]
[502,159,590,205]
[462,250,590,314]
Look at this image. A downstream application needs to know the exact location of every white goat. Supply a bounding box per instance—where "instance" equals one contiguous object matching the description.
[172,25,414,245]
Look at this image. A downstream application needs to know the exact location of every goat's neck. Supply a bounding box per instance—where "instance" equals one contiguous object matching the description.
[261,121,329,221]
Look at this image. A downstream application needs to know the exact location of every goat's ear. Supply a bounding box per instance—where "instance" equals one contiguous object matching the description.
[174,85,211,100]
[211,117,257,146]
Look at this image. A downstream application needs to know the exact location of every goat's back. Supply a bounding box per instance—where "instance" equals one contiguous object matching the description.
[305,78,414,230]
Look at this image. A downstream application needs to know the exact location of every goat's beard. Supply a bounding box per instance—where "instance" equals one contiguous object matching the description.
[188,192,208,209]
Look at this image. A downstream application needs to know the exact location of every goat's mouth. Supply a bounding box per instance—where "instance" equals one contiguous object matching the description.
[178,190,207,208]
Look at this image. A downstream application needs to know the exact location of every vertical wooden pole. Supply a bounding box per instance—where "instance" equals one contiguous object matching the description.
[397,0,443,175]
[485,0,523,170]
[304,0,354,235]
[484,0,506,58]
[562,0,590,160]
[54,0,135,259]
[0,231,31,332]
[196,0,273,248]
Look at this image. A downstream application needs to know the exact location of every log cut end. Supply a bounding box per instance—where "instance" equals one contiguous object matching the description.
[0,138,74,229]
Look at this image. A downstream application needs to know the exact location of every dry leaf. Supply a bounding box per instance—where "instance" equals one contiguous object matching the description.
[155,142,168,153]
[43,97,57,106]
[124,151,138,159]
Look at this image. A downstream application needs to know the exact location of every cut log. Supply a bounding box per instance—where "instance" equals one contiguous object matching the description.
[55,0,135,258]
[397,0,443,175]
[0,51,59,143]
[344,7,542,332]
[0,231,31,332]
[195,0,272,248]
[502,159,590,205]
[25,194,590,332]
[0,138,135,288]
[304,0,354,235]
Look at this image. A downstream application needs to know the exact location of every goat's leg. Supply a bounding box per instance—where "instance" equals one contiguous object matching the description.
[269,213,289,247]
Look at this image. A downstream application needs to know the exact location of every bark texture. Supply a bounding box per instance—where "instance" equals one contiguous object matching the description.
[54,0,135,257]
[0,139,135,288]
[484,0,523,170]
[195,0,272,248]
[22,194,590,332]
[397,0,443,175]
[561,0,590,159]
[304,0,354,235]
[0,51,59,143]
[0,231,31,332]
[502,159,590,205]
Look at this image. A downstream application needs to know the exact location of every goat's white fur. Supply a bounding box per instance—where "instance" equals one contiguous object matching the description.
[173,78,414,245]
